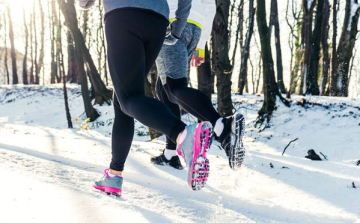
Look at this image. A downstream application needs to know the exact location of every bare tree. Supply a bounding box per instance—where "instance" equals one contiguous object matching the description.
[3,13,10,85]
[36,0,45,84]
[62,45,73,128]
[67,31,78,83]
[238,0,255,95]
[307,0,327,95]
[98,0,108,86]
[330,0,338,96]
[320,0,331,95]
[211,0,233,117]
[55,2,63,83]
[58,0,111,105]
[331,0,360,96]
[6,3,18,84]
[63,73,73,128]
[50,0,57,84]
[256,0,289,124]
[61,22,73,129]
[270,0,286,93]
[298,0,317,95]
[32,0,39,85]
[286,0,301,94]
[29,10,34,85]
[58,0,99,121]
[22,9,29,85]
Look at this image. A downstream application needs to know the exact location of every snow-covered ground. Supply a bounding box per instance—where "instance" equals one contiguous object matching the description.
[0,85,359,223]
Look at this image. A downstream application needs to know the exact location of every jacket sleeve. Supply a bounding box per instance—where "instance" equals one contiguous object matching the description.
[195,0,216,58]
[171,0,192,38]
[78,0,96,10]
[194,1,216,58]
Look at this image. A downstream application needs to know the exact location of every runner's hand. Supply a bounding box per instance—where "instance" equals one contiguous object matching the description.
[190,56,205,67]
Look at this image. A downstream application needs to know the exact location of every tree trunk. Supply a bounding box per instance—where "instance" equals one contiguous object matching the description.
[211,0,233,117]
[33,0,39,85]
[98,0,108,86]
[67,31,78,83]
[197,44,213,99]
[270,0,286,93]
[29,11,34,85]
[58,0,99,121]
[330,0,338,95]
[256,54,262,94]
[55,3,63,84]
[60,21,73,128]
[22,10,29,85]
[231,0,243,72]
[50,0,57,84]
[332,0,360,96]
[36,0,45,85]
[238,0,255,95]
[256,0,289,124]
[6,4,18,85]
[63,58,73,128]
[96,0,102,82]
[298,0,316,95]
[3,13,10,85]
[307,0,325,95]
[58,0,111,104]
[290,31,301,94]
[320,0,330,95]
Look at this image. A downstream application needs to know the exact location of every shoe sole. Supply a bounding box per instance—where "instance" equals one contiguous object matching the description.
[94,185,122,196]
[189,121,213,191]
[229,113,246,170]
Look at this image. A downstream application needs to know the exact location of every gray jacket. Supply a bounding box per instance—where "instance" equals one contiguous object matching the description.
[78,0,191,38]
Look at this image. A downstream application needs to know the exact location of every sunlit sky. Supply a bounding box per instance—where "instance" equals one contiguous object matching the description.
[1,0,34,22]
[1,0,39,37]
[2,0,33,8]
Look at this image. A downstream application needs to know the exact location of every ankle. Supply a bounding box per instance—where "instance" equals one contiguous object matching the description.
[109,169,122,177]
[164,149,177,160]
[176,128,187,145]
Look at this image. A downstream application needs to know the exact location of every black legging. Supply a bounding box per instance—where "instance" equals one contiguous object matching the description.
[155,77,221,150]
[105,9,186,171]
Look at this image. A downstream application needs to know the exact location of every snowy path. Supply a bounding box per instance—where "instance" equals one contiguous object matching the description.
[0,86,359,222]
[0,125,265,223]
[0,123,359,223]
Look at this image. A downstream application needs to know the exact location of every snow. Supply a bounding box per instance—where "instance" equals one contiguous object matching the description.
[307,0,314,11]
[348,0,360,31]
[303,66,307,94]
[0,85,360,223]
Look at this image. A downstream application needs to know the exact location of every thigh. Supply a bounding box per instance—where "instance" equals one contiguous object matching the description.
[143,14,168,76]
[105,18,146,100]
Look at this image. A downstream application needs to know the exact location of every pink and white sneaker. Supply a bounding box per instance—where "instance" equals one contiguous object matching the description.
[177,121,213,190]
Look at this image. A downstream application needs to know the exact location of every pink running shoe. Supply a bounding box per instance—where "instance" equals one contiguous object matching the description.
[177,121,213,190]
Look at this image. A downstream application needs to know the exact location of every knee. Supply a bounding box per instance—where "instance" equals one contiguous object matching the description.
[164,84,178,104]
[165,77,187,102]
[115,92,143,115]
